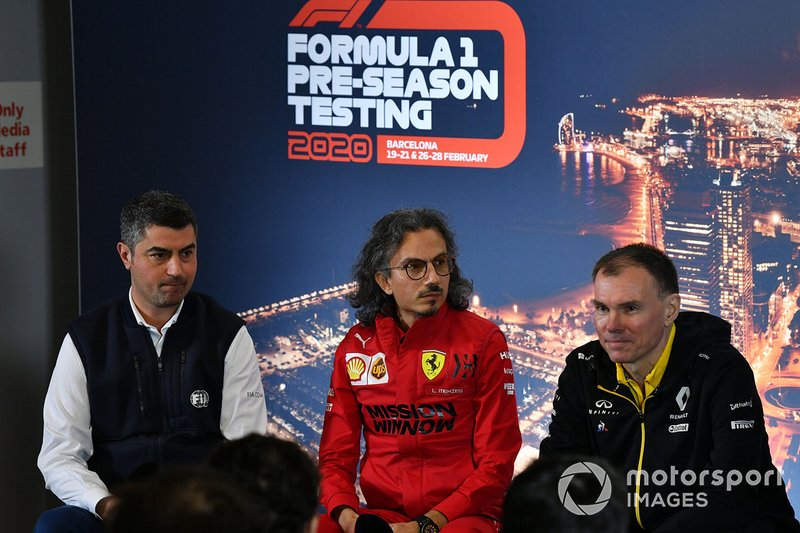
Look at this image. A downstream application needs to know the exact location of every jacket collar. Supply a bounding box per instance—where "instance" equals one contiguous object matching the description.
[374,301,453,352]
[592,311,731,390]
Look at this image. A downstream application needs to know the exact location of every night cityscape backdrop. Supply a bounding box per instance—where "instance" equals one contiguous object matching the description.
[70,0,800,514]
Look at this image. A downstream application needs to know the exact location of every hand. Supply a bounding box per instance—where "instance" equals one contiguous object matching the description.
[95,495,121,521]
[336,506,359,533]
[390,522,420,533]
[391,511,448,532]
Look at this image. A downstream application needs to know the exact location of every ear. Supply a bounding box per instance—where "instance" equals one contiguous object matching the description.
[374,271,392,295]
[664,293,680,326]
[117,242,133,271]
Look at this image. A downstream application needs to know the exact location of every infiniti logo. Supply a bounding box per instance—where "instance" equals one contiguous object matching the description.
[595,400,613,409]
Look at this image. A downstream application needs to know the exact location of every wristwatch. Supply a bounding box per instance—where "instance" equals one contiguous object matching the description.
[414,515,440,533]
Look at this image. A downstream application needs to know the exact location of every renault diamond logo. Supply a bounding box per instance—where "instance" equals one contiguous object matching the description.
[676,386,690,411]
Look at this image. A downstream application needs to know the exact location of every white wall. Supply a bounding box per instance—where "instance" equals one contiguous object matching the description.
[0,0,78,530]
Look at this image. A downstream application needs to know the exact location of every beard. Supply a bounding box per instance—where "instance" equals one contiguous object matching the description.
[416,307,441,318]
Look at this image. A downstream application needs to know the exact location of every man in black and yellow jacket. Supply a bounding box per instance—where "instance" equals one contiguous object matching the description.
[540,243,799,532]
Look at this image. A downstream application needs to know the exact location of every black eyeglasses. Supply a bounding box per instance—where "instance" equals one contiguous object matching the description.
[383,254,456,280]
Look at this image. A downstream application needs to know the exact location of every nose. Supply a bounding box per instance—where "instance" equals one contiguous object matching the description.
[423,260,441,283]
[166,255,183,277]
[605,310,622,331]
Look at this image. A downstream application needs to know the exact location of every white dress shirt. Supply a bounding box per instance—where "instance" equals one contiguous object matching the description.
[37,291,268,515]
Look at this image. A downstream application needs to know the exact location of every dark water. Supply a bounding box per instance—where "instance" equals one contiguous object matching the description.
[225,98,632,311]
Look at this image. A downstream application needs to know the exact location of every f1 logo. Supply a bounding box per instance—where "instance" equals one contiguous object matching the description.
[289,0,371,28]
[289,0,526,169]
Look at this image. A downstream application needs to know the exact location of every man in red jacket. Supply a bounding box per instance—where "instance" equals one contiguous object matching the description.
[318,208,521,533]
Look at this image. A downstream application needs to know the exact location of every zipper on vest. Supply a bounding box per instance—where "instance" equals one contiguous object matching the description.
[155,352,169,430]
[133,355,145,416]
[597,385,649,530]
[180,351,187,416]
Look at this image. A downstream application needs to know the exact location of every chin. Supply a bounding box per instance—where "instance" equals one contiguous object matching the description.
[603,349,629,364]
[417,305,441,318]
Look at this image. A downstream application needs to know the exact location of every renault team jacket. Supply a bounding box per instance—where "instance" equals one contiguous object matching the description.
[540,311,799,532]
[319,302,522,522]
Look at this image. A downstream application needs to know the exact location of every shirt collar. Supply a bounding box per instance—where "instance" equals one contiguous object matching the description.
[127,288,184,333]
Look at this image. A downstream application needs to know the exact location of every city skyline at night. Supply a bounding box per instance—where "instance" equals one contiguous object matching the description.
[69,0,800,518]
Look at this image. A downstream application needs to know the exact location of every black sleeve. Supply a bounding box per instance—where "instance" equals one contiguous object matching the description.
[539,352,593,458]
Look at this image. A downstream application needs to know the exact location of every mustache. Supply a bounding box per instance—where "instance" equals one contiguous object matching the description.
[418,284,444,298]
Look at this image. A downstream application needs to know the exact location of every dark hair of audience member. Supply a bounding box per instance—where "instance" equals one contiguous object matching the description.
[107,464,265,533]
[206,433,320,533]
[503,455,629,533]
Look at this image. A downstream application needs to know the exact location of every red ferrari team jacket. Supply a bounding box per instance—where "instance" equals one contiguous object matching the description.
[319,303,522,521]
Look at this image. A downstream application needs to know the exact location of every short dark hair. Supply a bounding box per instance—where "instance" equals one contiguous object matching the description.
[206,434,319,533]
[348,208,473,326]
[503,455,628,533]
[120,190,197,251]
[592,243,679,297]
[108,465,265,533]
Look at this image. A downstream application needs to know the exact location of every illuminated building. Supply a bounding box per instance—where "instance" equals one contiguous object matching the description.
[712,168,754,359]
[558,113,575,146]
[663,189,718,314]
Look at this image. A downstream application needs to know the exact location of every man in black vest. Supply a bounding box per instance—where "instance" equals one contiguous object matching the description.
[35,191,268,532]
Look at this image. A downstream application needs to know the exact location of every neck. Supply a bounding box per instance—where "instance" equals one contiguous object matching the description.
[622,326,672,385]
[396,312,413,331]
[132,298,177,331]
[623,361,655,387]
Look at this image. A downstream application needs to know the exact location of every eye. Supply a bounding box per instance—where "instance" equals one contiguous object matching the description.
[150,252,166,260]
[404,259,426,275]
[626,305,639,312]
[431,255,455,276]
[181,249,195,259]
[594,304,608,313]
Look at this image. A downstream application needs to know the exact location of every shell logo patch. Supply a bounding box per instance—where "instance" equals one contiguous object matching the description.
[421,349,446,380]
[345,352,390,386]
[346,357,366,381]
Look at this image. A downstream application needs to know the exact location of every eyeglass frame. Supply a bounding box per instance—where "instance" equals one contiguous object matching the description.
[381,253,457,281]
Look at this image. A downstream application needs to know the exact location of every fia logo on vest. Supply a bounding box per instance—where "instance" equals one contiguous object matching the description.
[190,390,210,408]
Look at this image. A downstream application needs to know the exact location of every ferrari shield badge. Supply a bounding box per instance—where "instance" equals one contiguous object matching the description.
[421,349,446,380]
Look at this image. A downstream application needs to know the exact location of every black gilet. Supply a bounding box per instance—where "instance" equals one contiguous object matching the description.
[67,291,244,487]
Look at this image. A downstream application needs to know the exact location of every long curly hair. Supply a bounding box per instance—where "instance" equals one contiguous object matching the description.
[349,208,473,326]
